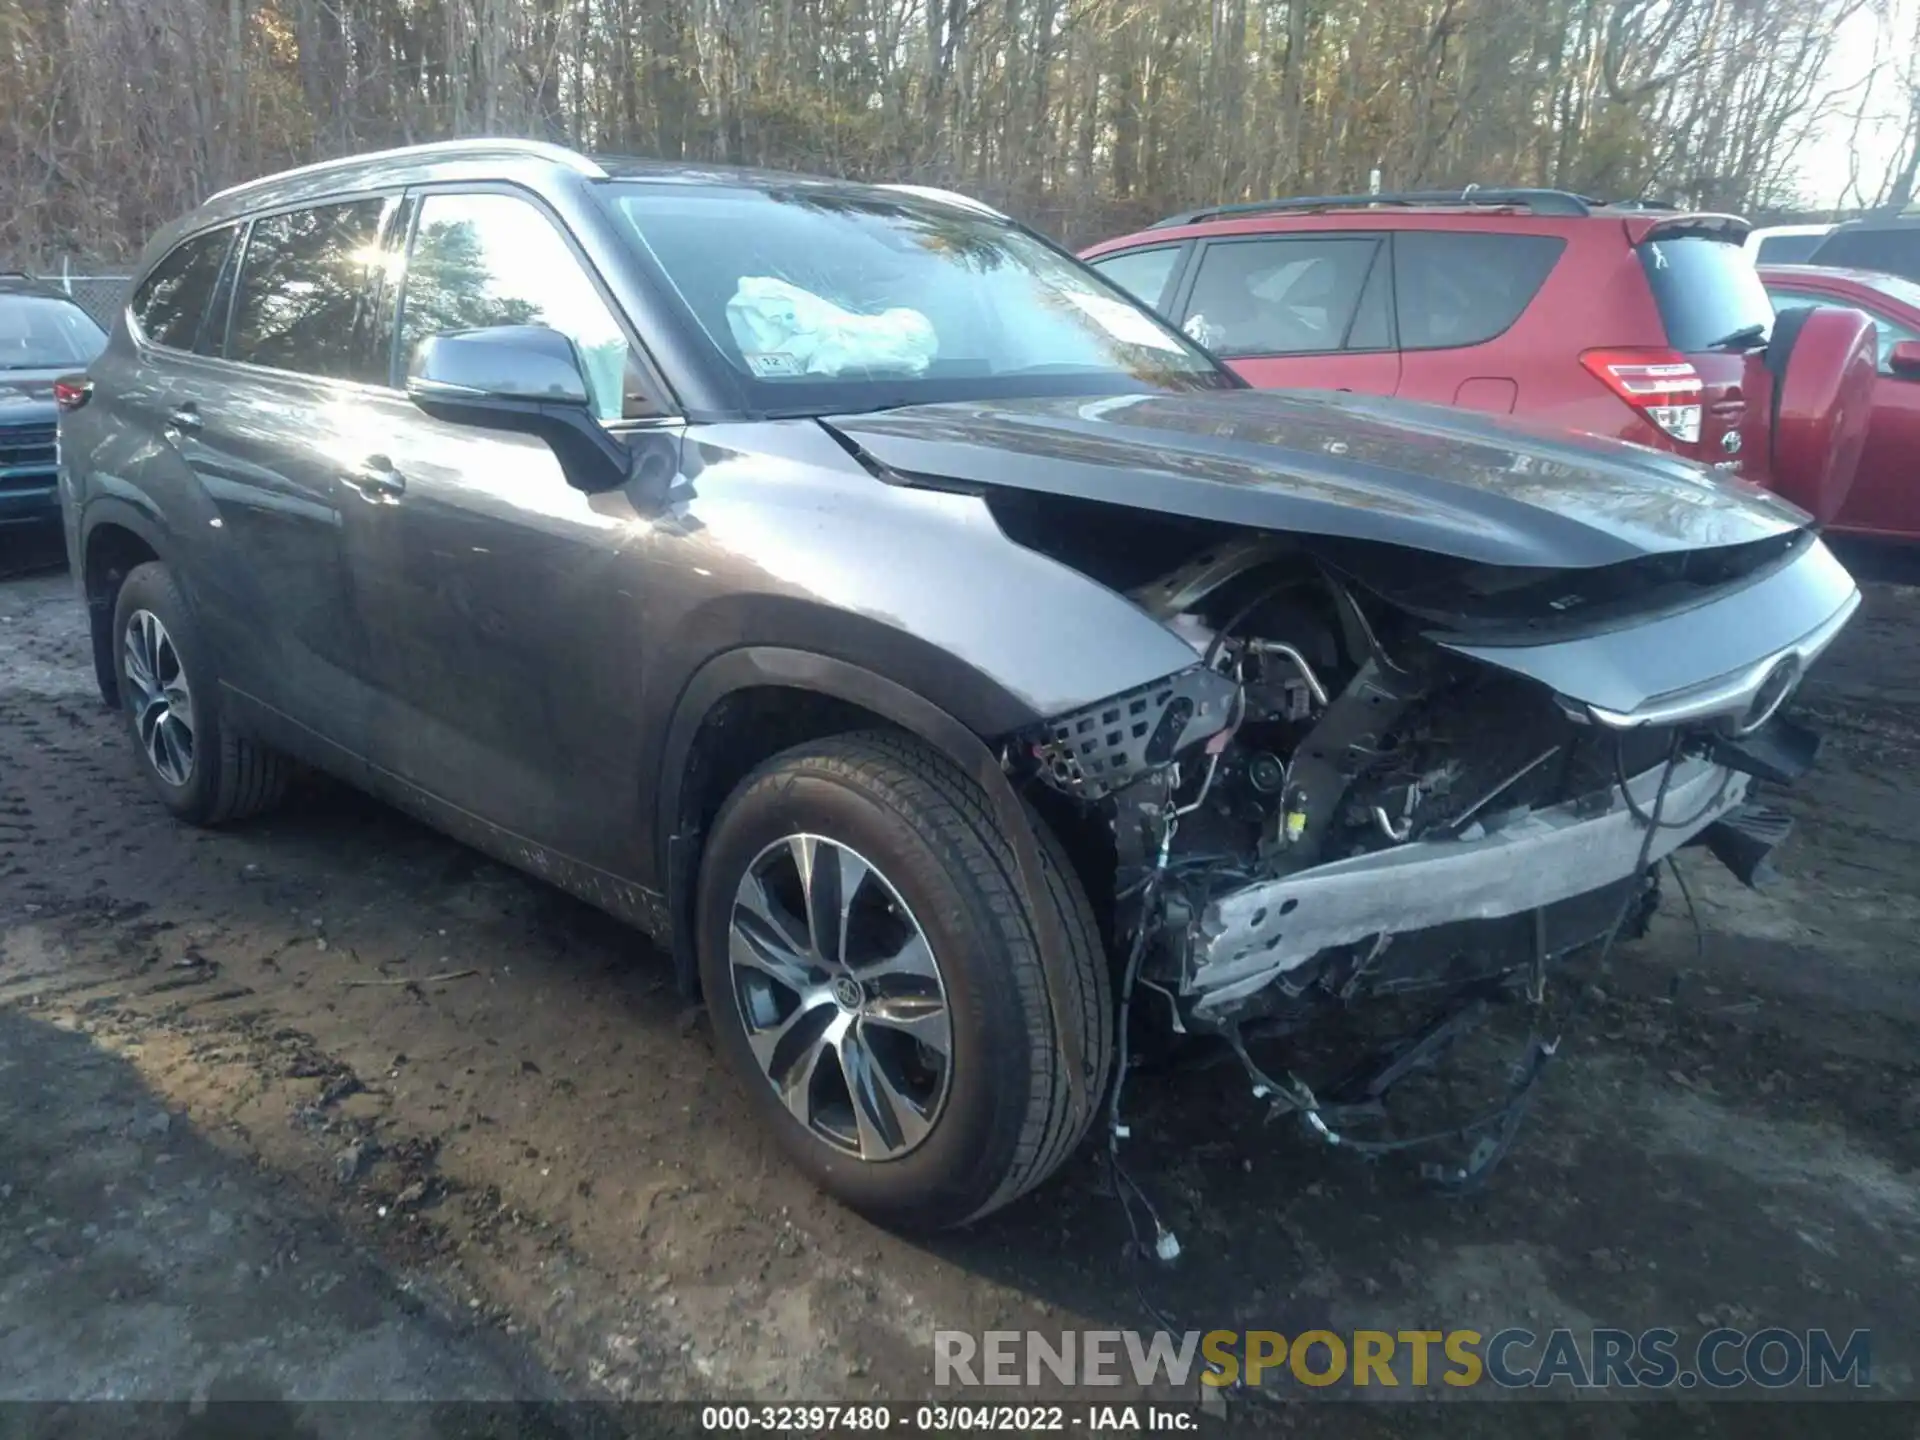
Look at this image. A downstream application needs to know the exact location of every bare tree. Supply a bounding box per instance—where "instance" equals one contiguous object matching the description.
[0,0,1883,264]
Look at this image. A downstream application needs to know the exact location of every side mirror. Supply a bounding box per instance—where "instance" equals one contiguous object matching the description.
[1889,340,1920,379]
[405,326,628,494]
[408,325,593,406]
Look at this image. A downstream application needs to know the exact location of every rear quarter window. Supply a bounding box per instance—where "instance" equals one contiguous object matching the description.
[131,227,237,350]
[1391,232,1565,349]
[1638,235,1774,350]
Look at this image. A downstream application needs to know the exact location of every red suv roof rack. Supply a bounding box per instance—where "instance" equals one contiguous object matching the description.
[1150,187,1606,228]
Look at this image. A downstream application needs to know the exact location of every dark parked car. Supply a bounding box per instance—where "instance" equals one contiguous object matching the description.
[1,274,106,528]
[60,141,1858,1227]
[1761,264,1920,543]
[1807,212,1920,285]
[1081,190,1879,524]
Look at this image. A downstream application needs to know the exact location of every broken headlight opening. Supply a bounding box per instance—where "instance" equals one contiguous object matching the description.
[1017,538,1821,1238]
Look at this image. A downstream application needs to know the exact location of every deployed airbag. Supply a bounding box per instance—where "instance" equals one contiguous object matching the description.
[725,276,938,377]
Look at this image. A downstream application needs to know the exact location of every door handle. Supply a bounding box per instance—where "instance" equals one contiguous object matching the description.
[164,404,202,435]
[345,455,406,502]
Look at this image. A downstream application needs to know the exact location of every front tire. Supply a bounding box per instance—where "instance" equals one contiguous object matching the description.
[697,731,1112,1229]
[112,561,288,825]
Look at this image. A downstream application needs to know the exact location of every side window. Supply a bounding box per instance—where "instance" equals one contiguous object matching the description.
[228,199,390,382]
[1762,287,1820,316]
[1088,248,1183,312]
[1877,317,1920,373]
[131,227,236,351]
[1763,287,1917,374]
[398,191,652,420]
[1861,311,1920,374]
[1392,232,1564,350]
[1346,253,1393,350]
[1756,234,1823,265]
[1179,238,1382,356]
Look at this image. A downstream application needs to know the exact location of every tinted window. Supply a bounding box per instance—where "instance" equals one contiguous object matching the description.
[399,191,653,420]
[1347,255,1393,350]
[1755,233,1824,264]
[606,182,1226,416]
[1808,226,1920,284]
[1392,232,1564,349]
[1638,235,1774,351]
[1181,238,1383,355]
[229,200,388,381]
[1089,248,1182,310]
[0,295,107,369]
[132,227,234,350]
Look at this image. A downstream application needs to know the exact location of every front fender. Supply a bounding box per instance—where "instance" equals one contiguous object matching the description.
[653,644,1017,872]
[653,646,1096,1125]
[666,421,1207,724]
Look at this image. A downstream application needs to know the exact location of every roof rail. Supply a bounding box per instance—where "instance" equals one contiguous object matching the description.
[204,138,604,206]
[879,183,1006,218]
[1150,186,1599,228]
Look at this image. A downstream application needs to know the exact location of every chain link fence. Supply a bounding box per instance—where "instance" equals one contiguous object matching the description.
[20,271,131,327]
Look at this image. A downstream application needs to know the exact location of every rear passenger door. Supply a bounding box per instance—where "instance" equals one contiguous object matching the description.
[1389,231,1566,414]
[185,196,399,754]
[1169,235,1400,393]
[94,222,239,564]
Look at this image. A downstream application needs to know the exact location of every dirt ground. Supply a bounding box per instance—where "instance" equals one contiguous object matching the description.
[3,529,1918,1430]
[0,1005,579,1430]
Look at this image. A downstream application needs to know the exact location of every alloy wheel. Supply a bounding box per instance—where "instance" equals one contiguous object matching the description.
[123,609,195,787]
[728,834,952,1161]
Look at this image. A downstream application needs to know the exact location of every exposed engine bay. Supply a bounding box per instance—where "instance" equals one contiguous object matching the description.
[1006,513,1848,1179]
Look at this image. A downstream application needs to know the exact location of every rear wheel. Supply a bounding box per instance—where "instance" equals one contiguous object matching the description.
[697,731,1112,1229]
[112,561,289,825]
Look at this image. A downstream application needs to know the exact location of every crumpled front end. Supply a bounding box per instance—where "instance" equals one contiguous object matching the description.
[1018,526,1855,1036]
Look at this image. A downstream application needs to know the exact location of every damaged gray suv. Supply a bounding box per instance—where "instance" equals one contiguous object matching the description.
[59,140,1858,1228]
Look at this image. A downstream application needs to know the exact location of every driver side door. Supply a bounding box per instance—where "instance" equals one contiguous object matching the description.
[340,185,684,876]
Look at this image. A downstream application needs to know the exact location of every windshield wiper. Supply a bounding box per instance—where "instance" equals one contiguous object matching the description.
[1705,323,1767,351]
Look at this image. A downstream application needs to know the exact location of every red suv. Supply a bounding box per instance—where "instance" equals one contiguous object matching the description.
[1083,189,1877,521]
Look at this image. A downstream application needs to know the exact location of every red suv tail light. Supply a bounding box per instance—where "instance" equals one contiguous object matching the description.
[52,376,93,413]
[1579,349,1703,446]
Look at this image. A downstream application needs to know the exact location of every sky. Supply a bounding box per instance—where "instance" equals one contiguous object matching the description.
[1795,1,1914,210]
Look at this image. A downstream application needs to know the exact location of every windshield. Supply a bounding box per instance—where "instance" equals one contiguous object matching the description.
[603,183,1230,413]
[1638,236,1775,351]
[0,294,107,370]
